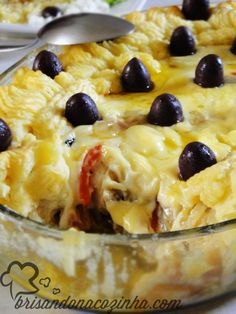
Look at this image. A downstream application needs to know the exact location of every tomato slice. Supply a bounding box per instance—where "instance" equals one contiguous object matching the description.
[79,144,102,207]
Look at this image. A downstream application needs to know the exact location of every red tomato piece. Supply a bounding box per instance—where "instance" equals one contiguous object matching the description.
[79,144,102,207]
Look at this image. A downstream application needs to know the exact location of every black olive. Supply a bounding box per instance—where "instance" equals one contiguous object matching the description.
[65,93,100,127]
[147,93,184,126]
[33,50,63,79]
[182,0,210,20]
[65,137,75,147]
[121,57,154,92]
[0,118,12,152]
[230,38,236,55]
[194,54,224,88]
[42,6,62,18]
[169,26,196,56]
[179,141,217,181]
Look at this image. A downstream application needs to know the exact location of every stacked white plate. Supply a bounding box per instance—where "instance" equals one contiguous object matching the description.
[0,0,146,35]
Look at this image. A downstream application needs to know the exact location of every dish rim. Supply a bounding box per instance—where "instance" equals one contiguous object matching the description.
[1,202,236,242]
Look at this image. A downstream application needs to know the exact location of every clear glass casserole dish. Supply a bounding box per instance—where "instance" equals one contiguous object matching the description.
[1,201,236,313]
[1,2,236,312]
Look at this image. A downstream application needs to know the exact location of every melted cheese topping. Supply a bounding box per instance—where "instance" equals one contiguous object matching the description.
[1,2,236,233]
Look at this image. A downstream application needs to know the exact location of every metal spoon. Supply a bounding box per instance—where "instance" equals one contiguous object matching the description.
[0,13,135,52]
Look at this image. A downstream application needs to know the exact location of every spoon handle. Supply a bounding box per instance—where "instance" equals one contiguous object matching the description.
[0,38,39,52]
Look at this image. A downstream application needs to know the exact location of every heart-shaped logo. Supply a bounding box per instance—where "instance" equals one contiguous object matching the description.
[52,288,61,295]
[39,277,51,288]
[0,261,39,300]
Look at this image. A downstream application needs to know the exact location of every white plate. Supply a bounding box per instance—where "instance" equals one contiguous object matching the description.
[0,0,146,36]
[110,0,146,15]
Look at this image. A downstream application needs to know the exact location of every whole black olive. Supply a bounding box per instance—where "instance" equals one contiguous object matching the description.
[179,141,217,181]
[33,50,63,79]
[169,26,196,56]
[0,118,12,152]
[121,57,154,92]
[65,93,100,127]
[182,0,210,20]
[194,54,224,88]
[42,6,62,18]
[147,93,184,126]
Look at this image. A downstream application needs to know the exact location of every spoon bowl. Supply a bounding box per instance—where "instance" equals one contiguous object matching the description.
[38,13,135,45]
[0,13,135,52]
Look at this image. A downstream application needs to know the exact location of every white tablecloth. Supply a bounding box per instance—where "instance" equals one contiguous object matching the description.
[0,0,236,313]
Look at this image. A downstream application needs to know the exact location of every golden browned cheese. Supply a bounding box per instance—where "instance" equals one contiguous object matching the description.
[1,2,236,233]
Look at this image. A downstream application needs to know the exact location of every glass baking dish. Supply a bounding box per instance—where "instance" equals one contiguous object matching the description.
[1,201,236,312]
[1,2,236,313]
[1,47,236,313]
